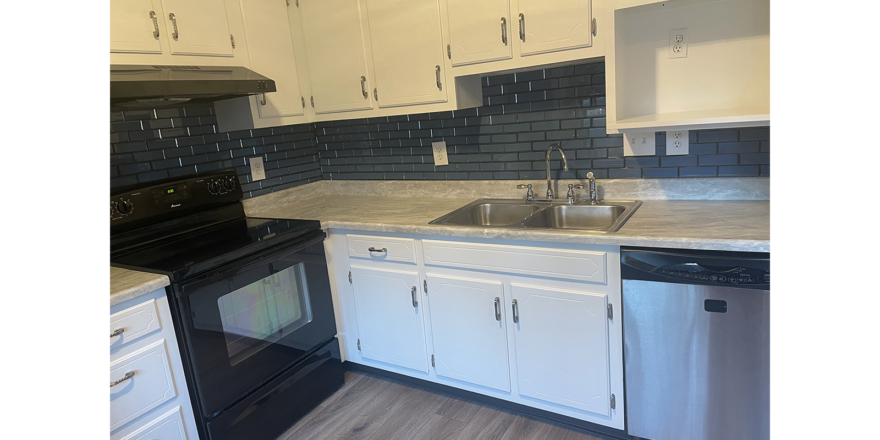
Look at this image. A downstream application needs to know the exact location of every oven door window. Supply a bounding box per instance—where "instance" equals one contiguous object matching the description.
[217,263,312,366]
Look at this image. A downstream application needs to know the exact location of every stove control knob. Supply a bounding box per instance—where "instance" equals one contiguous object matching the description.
[207,181,220,194]
[116,200,134,215]
[223,177,236,191]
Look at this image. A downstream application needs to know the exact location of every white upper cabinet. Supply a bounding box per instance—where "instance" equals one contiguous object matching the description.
[515,0,593,56]
[239,0,304,118]
[110,0,164,54]
[510,283,611,417]
[426,273,511,392]
[365,0,448,107]
[299,0,374,114]
[160,0,234,57]
[446,0,512,66]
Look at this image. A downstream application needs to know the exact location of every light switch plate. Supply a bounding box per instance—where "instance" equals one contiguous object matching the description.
[432,141,449,166]
[666,130,690,155]
[249,156,266,181]
[623,131,656,156]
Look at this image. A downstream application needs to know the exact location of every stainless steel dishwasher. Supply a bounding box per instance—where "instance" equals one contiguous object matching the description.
[621,248,769,440]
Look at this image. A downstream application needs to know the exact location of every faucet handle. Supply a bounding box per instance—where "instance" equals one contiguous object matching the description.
[516,184,534,200]
[566,183,585,202]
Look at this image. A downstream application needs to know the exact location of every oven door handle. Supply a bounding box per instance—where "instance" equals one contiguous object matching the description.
[181,229,327,292]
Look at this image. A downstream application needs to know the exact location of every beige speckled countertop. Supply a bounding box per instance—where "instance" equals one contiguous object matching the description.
[243,193,769,253]
[110,266,170,307]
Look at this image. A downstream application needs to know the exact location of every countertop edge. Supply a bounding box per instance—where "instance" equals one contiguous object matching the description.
[110,267,171,308]
[321,220,770,253]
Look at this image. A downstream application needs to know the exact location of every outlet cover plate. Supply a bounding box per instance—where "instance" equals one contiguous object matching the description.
[666,130,690,155]
[249,156,266,181]
[669,28,688,59]
[623,131,656,156]
[432,141,449,166]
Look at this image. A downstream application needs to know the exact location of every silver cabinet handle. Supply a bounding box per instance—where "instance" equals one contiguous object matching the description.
[110,328,125,338]
[360,76,368,99]
[435,66,442,91]
[501,17,507,45]
[169,13,179,40]
[512,299,519,323]
[260,93,266,105]
[592,17,597,36]
[149,11,160,39]
[494,297,501,321]
[411,286,418,308]
[368,247,387,253]
[110,371,135,388]
[518,13,525,42]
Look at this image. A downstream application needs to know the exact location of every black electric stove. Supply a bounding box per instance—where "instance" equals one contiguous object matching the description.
[110,171,344,440]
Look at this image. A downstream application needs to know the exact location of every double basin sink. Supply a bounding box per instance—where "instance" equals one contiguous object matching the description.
[429,198,642,232]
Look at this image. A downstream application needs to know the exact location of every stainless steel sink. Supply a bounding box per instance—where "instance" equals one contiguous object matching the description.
[429,198,642,232]
[439,203,541,226]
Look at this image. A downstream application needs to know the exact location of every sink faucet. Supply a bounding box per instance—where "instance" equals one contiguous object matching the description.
[544,143,569,198]
[586,172,598,205]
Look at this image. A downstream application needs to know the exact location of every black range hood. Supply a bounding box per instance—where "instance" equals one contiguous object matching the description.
[110,65,276,109]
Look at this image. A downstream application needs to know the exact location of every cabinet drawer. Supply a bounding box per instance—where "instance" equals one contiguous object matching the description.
[347,234,417,264]
[110,339,178,431]
[422,240,607,283]
[111,298,162,348]
[113,406,188,440]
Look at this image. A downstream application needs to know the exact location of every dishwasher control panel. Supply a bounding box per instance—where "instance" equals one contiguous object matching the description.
[621,248,770,290]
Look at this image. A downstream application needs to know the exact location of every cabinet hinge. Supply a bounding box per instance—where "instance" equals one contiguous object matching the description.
[373,88,378,101]
[348,271,352,283]
[611,394,616,409]
[447,44,451,59]
[607,303,613,320]
[592,18,597,36]
[431,354,435,367]
[301,96,306,108]
[423,279,428,293]
[357,339,361,350]
[230,34,235,49]
[310,96,315,107]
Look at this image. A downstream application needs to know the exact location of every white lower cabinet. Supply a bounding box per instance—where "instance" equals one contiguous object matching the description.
[426,273,511,392]
[510,283,611,417]
[350,265,429,372]
[331,231,624,430]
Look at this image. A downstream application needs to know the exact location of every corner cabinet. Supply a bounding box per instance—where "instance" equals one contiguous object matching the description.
[326,231,624,431]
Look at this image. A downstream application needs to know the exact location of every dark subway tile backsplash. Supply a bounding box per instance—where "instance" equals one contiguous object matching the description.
[110,61,768,197]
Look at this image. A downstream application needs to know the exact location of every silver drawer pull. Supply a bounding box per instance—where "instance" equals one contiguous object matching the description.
[169,13,179,40]
[494,297,501,321]
[149,11,160,39]
[518,13,525,42]
[110,328,125,338]
[361,76,368,99]
[501,17,507,45]
[411,286,418,308]
[435,65,442,91]
[110,371,135,388]
[512,299,519,323]
[368,247,387,253]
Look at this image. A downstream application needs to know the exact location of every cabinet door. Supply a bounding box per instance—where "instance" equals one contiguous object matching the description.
[239,0,304,118]
[161,0,234,57]
[510,283,611,416]
[515,0,592,56]
[350,266,429,372]
[427,273,510,392]
[110,0,164,54]
[365,0,448,107]
[446,0,511,66]
[299,0,373,114]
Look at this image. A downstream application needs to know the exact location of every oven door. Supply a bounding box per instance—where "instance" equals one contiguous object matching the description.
[177,230,336,418]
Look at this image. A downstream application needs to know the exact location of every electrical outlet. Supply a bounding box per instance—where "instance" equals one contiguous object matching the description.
[249,156,266,181]
[666,130,689,155]
[623,131,656,156]
[432,141,449,166]
[669,28,688,59]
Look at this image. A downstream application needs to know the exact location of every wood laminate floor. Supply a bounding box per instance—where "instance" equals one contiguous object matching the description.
[278,371,611,440]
